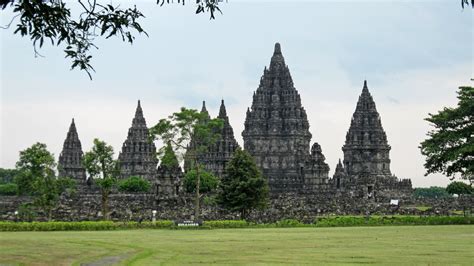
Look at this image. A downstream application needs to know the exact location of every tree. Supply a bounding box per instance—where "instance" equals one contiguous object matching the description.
[0,0,223,79]
[160,141,179,168]
[413,186,450,199]
[14,142,75,220]
[83,138,118,220]
[217,148,269,220]
[118,176,151,193]
[184,168,218,194]
[15,142,56,195]
[446,181,473,195]
[150,107,223,220]
[420,87,473,184]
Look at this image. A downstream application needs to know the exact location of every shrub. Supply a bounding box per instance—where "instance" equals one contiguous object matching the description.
[118,176,151,193]
[0,183,18,195]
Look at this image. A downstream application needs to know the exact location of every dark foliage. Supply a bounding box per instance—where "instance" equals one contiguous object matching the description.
[413,186,450,199]
[420,87,473,182]
[0,168,19,184]
[160,142,179,168]
[118,176,151,193]
[217,149,269,219]
[446,181,473,195]
[184,168,218,194]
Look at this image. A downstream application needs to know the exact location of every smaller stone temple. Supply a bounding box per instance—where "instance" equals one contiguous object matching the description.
[334,81,412,199]
[117,100,158,182]
[202,100,240,178]
[184,100,240,179]
[58,119,87,187]
[156,143,183,199]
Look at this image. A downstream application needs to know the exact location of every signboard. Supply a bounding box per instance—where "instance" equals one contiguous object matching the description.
[175,220,202,227]
[390,199,399,206]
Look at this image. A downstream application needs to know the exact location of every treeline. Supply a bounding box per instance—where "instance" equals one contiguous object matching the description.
[413,184,473,199]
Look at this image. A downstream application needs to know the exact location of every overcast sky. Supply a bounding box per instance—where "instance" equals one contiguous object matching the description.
[0,1,472,187]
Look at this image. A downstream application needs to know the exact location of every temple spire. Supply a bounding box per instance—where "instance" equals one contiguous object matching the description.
[218,99,227,119]
[200,100,210,120]
[135,100,143,118]
[269,42,286,71]
[342,81,391,178]
[362,80,369,94]
[243,42,328,194]
[118,101,158,182]
[58,118,87,184]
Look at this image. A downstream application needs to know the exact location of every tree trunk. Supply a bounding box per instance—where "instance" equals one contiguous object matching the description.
[241,209,247,221]
[102,190,109,220]
[48,208,52,222]
[194,165,201,221]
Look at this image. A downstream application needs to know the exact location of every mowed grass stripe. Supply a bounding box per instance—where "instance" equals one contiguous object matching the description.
[0,225,472,265]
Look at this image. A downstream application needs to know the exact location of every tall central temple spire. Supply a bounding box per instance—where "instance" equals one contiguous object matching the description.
[242,43,329,193]
[118,100,158,182]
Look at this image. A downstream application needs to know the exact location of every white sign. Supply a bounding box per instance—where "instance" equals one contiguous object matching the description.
[390,199,399,206]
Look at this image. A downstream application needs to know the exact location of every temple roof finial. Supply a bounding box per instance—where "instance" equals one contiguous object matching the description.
[134,100,143,119]
[274,42,282,55]
[201,100,207,113]
[362,80,370,95]
[219,99,227,118]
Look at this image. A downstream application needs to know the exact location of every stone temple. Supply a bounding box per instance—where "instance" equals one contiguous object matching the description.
[57,42,411,200]
[184,100,240,178]
[242,43,329,193]
[58,119,88,188]
[117,100,158,183]
[335,81,412,198]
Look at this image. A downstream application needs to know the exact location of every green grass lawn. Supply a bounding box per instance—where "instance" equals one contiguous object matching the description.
[1,225,473,265]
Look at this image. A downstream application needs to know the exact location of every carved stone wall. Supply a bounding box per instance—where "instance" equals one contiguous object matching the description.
[3,191,469,223]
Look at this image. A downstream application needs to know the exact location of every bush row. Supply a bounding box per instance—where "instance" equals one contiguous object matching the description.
[0,216,471,231]
[0,220,174,231]
[314,215,473,227]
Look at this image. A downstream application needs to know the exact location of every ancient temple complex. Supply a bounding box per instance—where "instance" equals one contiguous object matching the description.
[117,100,158,182]
[242,43,329,193]
[58,119,87,185]
[56,42,411,200]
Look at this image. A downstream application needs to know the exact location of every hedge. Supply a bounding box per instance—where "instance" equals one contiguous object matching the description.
[0,220,174,231]
[0,216,471,231]
[314,216,473,227]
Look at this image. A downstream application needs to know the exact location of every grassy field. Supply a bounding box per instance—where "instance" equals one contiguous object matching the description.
[0,225,473,265]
